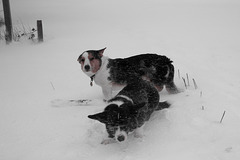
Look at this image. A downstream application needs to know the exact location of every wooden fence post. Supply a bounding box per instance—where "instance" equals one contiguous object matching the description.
[2,0,13,44]
[37,20,43,42]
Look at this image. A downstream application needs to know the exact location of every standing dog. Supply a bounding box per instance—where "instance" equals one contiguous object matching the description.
[88,79,170,144]
[77,48,178,100]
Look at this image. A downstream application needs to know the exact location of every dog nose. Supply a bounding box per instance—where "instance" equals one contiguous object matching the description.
[84,65,90,71]
[117,135,125,142]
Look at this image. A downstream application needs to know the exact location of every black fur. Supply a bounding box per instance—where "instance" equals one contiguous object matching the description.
[88,79,170,142]
[107,53,177,93]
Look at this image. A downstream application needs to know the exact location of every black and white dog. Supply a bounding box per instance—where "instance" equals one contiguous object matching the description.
[77,48,178,100]
[88,79,170,144]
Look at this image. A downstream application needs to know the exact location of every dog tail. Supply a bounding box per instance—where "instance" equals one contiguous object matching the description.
[155,101,171,111]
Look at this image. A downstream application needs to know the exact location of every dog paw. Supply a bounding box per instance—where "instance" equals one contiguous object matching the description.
[134,132,144,138]
[101,138,116,145]
[134,125,145,138]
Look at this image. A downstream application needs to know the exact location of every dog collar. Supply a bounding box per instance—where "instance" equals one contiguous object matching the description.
[89,57,108,87]
[90,75,95,86]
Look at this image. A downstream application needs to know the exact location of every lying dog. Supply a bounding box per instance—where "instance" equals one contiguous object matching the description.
[88,79,170,144]
[77,48,178,100]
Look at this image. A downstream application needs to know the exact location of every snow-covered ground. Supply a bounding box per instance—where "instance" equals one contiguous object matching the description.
[1,0,240,159]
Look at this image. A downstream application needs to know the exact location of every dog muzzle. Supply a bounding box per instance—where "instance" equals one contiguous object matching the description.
[117,134,126,142]
[115,129,128,143]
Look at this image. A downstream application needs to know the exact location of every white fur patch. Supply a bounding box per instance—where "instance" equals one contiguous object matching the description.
[81,52,95,77]
[116,95,134,104]
[82,52,90,68]
[115,127,128,143]
[108,101,124,107]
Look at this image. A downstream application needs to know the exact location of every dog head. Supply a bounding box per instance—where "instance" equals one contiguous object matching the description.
[77,47,106,77]
[88,102,146,143]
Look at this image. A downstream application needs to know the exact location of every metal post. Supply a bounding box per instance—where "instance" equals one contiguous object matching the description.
[37,20,43,42]
[2,0,13,44]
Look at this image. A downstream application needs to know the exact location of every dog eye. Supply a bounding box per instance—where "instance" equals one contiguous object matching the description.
[80,59,85,63]
[89,57,94,61]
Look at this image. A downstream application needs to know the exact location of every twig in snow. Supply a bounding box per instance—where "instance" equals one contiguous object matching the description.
[220,111,226,123]
[202,106,205,110]
[200,91,203,98]
[193,78,198,89]
[178,69,180,79]
[186,73,190,86]
[50,81,55,90]
[182,77,187,89]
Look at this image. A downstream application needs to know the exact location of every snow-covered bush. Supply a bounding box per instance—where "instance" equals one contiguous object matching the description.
[0,24,37,42]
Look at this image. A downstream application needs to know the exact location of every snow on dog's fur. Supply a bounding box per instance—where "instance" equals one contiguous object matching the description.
[77,48,178,100]
[88,79,170,144]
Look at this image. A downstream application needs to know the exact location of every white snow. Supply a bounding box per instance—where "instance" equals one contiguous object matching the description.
[1,0,240,159]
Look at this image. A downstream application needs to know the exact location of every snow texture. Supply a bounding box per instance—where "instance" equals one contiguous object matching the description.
[1,0,240,160]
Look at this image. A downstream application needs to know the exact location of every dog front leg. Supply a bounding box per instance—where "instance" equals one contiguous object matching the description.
[134,124,145,138]
[101,138,116,145]
[102,86,113,101]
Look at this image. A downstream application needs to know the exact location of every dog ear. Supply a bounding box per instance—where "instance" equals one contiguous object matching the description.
[88,112,108,124]
[77,55,82,62]
[98,47,106,57]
